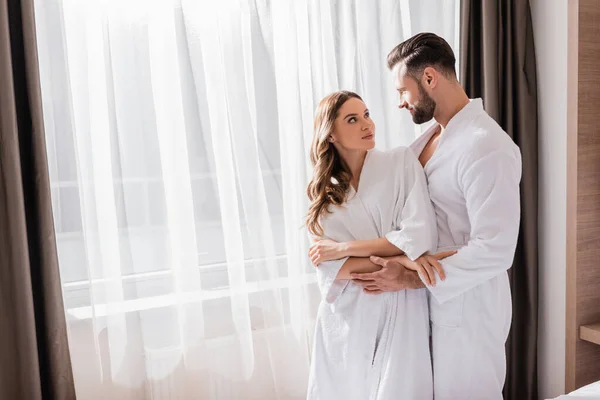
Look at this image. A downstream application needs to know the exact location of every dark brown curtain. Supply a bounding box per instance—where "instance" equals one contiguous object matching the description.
[0,0,76,398]
[460,1,538,399]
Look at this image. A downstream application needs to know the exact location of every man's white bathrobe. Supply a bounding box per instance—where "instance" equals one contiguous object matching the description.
[307,147,437,400]
[410,99,522,400]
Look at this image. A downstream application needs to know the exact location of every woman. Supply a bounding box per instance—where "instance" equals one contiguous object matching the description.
[305,91,451,400]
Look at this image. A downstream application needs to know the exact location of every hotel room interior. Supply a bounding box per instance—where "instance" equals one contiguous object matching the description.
[0,0,599,399]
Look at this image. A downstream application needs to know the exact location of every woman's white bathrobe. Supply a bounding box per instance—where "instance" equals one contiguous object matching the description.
[307,147,437,400]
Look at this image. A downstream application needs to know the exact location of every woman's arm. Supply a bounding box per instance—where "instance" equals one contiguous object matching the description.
[335,257,382,280]
[343,237,404,258]
[309,238,403,265]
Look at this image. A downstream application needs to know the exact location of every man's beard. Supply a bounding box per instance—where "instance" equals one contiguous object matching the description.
[410,83,436,124]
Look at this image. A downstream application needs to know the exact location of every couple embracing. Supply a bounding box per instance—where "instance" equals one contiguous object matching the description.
[306,33,521,400]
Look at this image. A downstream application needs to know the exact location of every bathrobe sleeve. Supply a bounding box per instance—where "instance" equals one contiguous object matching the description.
[385,148,437,261]
[308,231,351,304]
[316,257,351,304]
[428,146,522,304]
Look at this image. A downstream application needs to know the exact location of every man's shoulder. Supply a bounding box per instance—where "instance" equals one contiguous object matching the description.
[462,115,519,158]
[448,117,521,180]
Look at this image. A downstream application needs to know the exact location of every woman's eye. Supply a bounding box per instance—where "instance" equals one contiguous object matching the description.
[364,112,370,119]
[348,117,356,123]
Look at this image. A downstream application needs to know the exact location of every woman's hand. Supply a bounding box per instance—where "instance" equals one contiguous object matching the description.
[309,239,347,265]
[395,250,456,287]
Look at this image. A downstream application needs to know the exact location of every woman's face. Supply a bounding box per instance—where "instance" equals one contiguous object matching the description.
[331,97,375,151]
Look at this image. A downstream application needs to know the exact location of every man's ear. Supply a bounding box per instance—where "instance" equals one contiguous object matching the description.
[422,67,438,89]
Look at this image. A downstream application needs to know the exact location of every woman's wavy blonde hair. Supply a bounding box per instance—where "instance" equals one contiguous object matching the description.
[306,90,363,236]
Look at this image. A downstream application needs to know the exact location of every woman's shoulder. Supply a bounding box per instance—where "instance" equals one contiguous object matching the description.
[367,146,424,183]
[370,146,414,163]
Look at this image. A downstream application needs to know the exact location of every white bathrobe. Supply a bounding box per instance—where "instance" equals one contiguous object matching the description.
[410,99,522,400]
[307,147,437,400]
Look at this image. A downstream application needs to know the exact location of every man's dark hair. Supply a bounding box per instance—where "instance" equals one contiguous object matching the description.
[387,32,456,79]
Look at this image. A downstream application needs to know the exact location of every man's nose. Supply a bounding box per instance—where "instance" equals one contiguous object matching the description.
[398,100,408,109]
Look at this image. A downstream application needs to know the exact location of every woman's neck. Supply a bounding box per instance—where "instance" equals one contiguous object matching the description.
[338,148,368,190]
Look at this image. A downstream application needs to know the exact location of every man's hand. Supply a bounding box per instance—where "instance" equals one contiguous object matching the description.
[350,256,424,294]
[401,250,456,286]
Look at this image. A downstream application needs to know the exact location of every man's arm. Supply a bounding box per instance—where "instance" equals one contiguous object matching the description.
[401,268,426,289]
[428,148,522,303]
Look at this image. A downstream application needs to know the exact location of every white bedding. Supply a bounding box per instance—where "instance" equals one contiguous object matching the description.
[551,381,600,399]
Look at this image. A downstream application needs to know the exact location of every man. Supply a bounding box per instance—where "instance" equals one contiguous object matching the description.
[351,33,522,399]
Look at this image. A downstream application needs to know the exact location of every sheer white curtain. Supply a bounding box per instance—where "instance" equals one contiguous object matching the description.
[34,0,459,398]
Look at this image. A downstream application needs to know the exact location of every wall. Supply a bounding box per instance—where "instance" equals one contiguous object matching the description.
[530,0,568,398]
[565,0,600,390]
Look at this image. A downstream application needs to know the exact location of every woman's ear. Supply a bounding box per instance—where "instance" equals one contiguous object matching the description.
[328,130,337,143]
